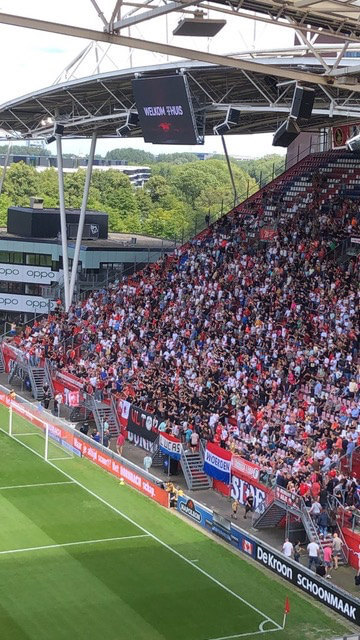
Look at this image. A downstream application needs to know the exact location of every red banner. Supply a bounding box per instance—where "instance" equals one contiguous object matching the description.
[1,343,24,373]
[232,456,261,483]
[213,478,231,496]
[333,125,350,148]
[259,227,278,242]
[52,371,84,406]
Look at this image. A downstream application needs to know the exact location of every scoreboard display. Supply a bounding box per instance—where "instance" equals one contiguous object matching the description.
[132,75,202,145]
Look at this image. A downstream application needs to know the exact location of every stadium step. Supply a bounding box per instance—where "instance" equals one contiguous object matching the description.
[0,348,5,374]
[8,361,47,401]
[180,450,212,491]
[83,394,120,438]
[253,501,286,528]
[30,367,47,400]
[151,438,166,467]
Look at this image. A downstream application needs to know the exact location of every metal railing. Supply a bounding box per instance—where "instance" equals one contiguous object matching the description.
[0,315,47,341]
[44,358,55,397]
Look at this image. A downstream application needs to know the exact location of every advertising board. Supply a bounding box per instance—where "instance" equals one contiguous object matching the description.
[255,543,360,625]
[0,294,56,313]
[0,264,59,284]
[177,492,360,625]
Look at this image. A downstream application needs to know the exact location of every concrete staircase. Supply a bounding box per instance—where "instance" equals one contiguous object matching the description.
[254,487,349,565]
[0,348,6,374]
[151,437,166,466]
[83,394,120,438]
[8,362,47,401]
[253,501,286,528]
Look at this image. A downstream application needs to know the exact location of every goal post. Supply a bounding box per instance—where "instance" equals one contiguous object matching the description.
[5,399,75,463]
[9,404,13,437]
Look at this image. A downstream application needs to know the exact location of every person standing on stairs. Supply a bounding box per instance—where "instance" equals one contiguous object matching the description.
[323,544,333,579]
[332,533,343,570]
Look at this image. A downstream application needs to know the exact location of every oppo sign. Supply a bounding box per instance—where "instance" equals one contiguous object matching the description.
[0,264,59,284]
[0,295,56,313]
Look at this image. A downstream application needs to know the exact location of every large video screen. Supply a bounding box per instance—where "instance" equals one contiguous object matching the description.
[132,75,200,145]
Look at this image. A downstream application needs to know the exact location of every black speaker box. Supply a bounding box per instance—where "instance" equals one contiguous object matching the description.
[227,108,241,126]
[273,118,300,147]
[290,86,315,123]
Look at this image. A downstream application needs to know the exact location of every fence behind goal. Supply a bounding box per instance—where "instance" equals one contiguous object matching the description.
[0,388,79,462]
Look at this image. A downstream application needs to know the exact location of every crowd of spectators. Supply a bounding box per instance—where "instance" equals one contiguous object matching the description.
[12,168,360,509]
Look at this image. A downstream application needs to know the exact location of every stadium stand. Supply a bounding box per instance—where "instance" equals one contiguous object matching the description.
[8,150,360,526]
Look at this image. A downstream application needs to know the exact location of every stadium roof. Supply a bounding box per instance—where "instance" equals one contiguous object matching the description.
[1,3,360,140]
[1,57,360,141]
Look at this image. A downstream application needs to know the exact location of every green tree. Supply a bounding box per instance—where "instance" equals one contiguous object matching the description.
[234,154,285,185]
[135,189,154,221]
[155,152,198,164]
[105,147,154,165]
[0,145,50,156]
[2,162,39,206]
[0,193,12,227]
[36,167,59,207]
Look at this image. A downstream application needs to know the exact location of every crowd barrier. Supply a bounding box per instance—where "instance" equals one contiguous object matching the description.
[176,494,360,626]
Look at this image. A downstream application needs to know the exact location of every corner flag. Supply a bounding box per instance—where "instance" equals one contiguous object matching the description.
[284,597,290,615]
[282,596,290,629]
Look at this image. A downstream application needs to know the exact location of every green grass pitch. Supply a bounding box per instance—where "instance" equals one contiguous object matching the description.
[0,404,351,640]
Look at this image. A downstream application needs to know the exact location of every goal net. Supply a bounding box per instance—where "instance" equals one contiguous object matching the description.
[6,399,75,462]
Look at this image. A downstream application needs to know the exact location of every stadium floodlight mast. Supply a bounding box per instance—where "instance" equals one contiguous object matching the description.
[55,127,71,311]
[68,131,98,306]
[51,122,98,311]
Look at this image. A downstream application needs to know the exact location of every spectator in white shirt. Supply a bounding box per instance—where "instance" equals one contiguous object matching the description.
[282,538,294,558]
[307,541,320,570]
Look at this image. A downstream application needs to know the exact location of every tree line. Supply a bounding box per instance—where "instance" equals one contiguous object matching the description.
[0,148,284,240]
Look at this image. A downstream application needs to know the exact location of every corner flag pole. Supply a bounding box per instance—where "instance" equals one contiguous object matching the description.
[282,597,290,628]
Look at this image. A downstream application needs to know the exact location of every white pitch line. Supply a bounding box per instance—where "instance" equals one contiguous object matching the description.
[49,456,72,461]
[14,432,40,436]
[206,628,281,640]
[0,481,74,491]
[1,429,281,631]
[0,534,149,556]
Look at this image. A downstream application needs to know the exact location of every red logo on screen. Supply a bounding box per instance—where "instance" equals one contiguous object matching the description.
[159,122,171,131]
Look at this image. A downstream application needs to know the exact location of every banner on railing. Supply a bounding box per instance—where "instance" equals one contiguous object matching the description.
[203,442,231,484]
[118,399,131,428]
[159,432,182,460]
[116,400,159,449]
[259,226,278,242]
[52,370,84,407]
[332,125,350,148]
[231,456,261,482]
[1,342,24,373]
[230,474,269,510]
[274,486,300,507]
